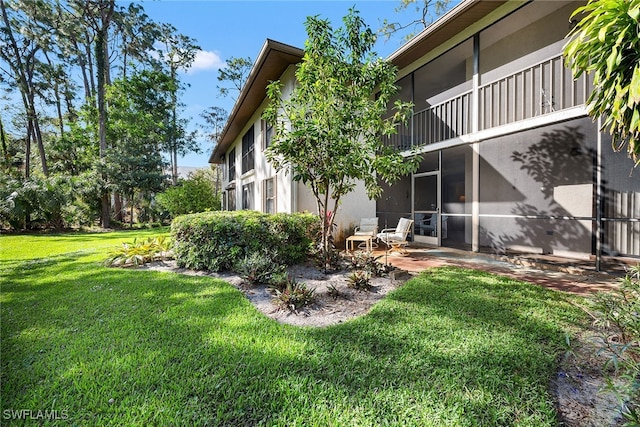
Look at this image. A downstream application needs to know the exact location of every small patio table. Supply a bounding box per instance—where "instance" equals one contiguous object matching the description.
[346,235,373,253]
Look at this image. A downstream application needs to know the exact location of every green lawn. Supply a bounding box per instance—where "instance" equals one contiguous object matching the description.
[1,230,587,426]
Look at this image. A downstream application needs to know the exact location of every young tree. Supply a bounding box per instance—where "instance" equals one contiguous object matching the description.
[155,23,201,185]
[217,56,252,101]
[381,0,456,42]
[0,0,50,177]
[79,0,116,228]
[564,0,640,167]
[200,106,228,198]
[103,70,170,225]
[156,168,221,218]
[263,9,420,270]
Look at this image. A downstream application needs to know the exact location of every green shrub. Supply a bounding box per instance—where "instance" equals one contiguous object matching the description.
[592,265,640,423]
[236,250,286,286]
[156,169,221,218]
[273,278,316,312]
[0,174,97,230]
[171,211,320,272]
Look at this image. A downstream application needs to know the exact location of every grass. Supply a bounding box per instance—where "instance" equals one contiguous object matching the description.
[1,230,588,426]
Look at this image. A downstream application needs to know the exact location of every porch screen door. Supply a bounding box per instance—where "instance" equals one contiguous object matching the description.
[413,172,441,245]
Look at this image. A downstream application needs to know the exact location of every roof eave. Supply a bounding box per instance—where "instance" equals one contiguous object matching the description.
[209,39,303,164]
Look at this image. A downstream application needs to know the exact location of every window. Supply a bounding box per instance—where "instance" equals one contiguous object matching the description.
[263,177,276,214]
[228,148,236,181]
[242,126,255,174]
[262,119,274,149]
[227,188,236,211]
[242,183,254,210]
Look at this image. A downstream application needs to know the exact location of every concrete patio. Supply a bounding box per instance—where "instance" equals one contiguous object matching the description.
[369,244,634,296]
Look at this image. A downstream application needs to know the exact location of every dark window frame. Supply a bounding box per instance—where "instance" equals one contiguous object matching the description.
[242,182,254,210]
[242,126,255,174]
[228,148,236,182]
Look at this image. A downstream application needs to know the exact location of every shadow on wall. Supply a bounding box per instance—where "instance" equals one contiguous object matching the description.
[481,126,595,255]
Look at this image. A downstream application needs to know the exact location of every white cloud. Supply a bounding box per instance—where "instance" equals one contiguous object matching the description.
[188,50,225,73]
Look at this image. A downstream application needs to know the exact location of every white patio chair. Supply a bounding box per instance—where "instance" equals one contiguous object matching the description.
[377,217,414,255]
[353,217,379,249]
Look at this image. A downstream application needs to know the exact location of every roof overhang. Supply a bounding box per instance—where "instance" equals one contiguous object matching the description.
[209,39,303,164]
[388,0,510,70]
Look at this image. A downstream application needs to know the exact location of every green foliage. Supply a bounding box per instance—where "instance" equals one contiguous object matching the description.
[200,106,228,143]
[346,270,373,291]
[156,169,221,218]
[171,211,320,272]
[235,250,286,286]
[349,251,391,277]
[591,265,640,422]
[0,174,98,230]
[104,236,172,267]
[217,56,253,99]
[273,277,316,312]
[564,0,640,166]
[263,9,421,267]
[380,0,456,42]
[104,70,172,200]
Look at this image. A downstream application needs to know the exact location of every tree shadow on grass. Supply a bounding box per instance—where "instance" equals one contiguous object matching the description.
[2,261,585,425]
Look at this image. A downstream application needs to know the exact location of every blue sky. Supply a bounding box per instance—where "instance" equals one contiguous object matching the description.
[138,0,429,168]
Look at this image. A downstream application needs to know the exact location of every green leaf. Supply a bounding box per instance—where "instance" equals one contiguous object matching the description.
[628,6,640,21]
[598,23,611,43]
[629,66,640,107]
[630,109,640,133]
[606,47,619,77]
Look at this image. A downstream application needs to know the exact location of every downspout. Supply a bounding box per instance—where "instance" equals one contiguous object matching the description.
[471,33,480,253]
[595,116,603,271]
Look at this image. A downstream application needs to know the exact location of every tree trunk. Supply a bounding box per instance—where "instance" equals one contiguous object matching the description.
[129,197,134,227]
[0,0,47,176]
[44,52,65,139]
[25,114,32,180]
[172,148,178,185]
[0,114,7,163]
[114,193,123,222]
[85,32,96,100]
[93,1,115,228]
[25,67,48,177]
[97,28,110,228]
[73,39,93,102]
[170,66,178,185]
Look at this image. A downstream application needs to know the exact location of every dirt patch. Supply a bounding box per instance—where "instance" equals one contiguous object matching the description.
[143,260,407,327]
[142,259,626,425]
[552,328,626,427]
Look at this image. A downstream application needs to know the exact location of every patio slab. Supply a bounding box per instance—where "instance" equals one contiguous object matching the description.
[370,246,632,296]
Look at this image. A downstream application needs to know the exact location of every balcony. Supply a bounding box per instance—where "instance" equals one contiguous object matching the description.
[384,54,594,150]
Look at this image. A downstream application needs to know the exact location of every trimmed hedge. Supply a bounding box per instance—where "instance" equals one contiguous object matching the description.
[171,211,321,272]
